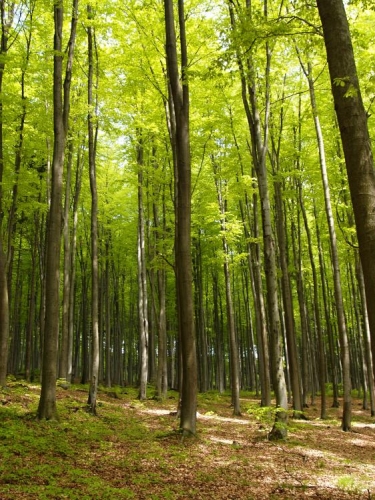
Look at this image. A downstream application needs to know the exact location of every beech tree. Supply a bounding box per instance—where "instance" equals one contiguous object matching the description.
[164,0,197,436]
[38,0,78,420]
[316,0,375,387]
[0,1,17,387]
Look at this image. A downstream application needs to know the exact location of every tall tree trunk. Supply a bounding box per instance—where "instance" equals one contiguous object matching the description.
[68,146,83,382]
[164,0,197,436]
[315,206,340,408]
[213,161,241,415]
[59,140,73,381]
[193,237,208,393]
[212,272,225,393]
[356,258,375,416]
[237,163,270,404]
[316,0,375,388]
[229,0,288,436]
[154,188,168,400]
[87,4,99,414]
[0,2,15,387]
[248,191,271,407]
[38,0,77,419]
[302,61,351,430]
[25,231,38,382]
[137,135,148,401]
[105,239,111,388]
[274,177,302,414]
[269,87,302,413]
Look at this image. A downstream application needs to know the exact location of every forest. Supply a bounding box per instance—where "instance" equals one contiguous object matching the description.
[1,0,375,447]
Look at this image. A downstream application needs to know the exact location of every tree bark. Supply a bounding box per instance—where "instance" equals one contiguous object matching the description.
[164,0,197,436]
[229,0,288,436]
[59,140,74,381]
[316,0,375,389]
[38,4,65,420]
[301,58,351,430]
[0,1,15,387]
[213,161,241,415]
[137,135,148,401]
[87,4,99,414]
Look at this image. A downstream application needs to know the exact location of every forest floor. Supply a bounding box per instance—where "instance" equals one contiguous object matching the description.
[0,381,375,499]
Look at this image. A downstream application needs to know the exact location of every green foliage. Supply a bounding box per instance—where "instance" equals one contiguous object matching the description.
[245,403,278,429]
[336,476,362,494]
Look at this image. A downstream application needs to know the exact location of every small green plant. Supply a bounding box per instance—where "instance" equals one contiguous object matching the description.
[246,403,276,426]
[336,476,361,494]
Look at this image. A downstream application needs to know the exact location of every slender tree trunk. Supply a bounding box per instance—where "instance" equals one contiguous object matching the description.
[274,178,302,414]
[212,273,225,393]
[38,1,76,419]
[87,4,99,414]
[303,62,351,430]
[25,238,37,382]
[229,0,288,435]
[164,0,197,436]
[0,2,15,387]
[154,188,168,400]
[137,135,148,401]
[68,146,83,382]
[193,237,208,393]
[156,267,168,399]
[238,183,271,406]
[296,106,327,417]
[356,258,375,416]
[105,239,111,388]
[249,192,271,407]
[315,207,340,408]
[59,141,73,381]
[213,161,241,415]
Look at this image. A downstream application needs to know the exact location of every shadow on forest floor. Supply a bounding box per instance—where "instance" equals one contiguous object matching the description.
[1,380,374,499]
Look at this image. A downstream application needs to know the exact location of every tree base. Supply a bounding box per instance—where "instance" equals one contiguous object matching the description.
[268,424,287,441]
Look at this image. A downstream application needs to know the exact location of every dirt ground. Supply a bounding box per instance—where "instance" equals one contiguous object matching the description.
[1,383,375,499]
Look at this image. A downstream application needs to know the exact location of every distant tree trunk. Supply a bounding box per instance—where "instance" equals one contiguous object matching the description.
[25,233,37,382]
[229,0,288,435]
[213,161,241,415]
[212,272,225,393]
[356,258,375,416]
[315,207,340,408]
[269,86,302,414]
[316,0,375,390]
[234,108,270,406]
[0,248,9,387]
[69,146,83,382]
[302,60,351,429]
[80,265,90,384]
[164,0,197,436]
[273,173,302,415]
[154,189,168,400]
[87,4,99,414]
[38,0,77,419]
[293,107,321,412]
[0,2,15,387]
[156,266,168,399]
[59,141,74,381]
[193,237,208,393]
[137,135,148,401]
[249,190,271,407]
[104,238,111,388]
